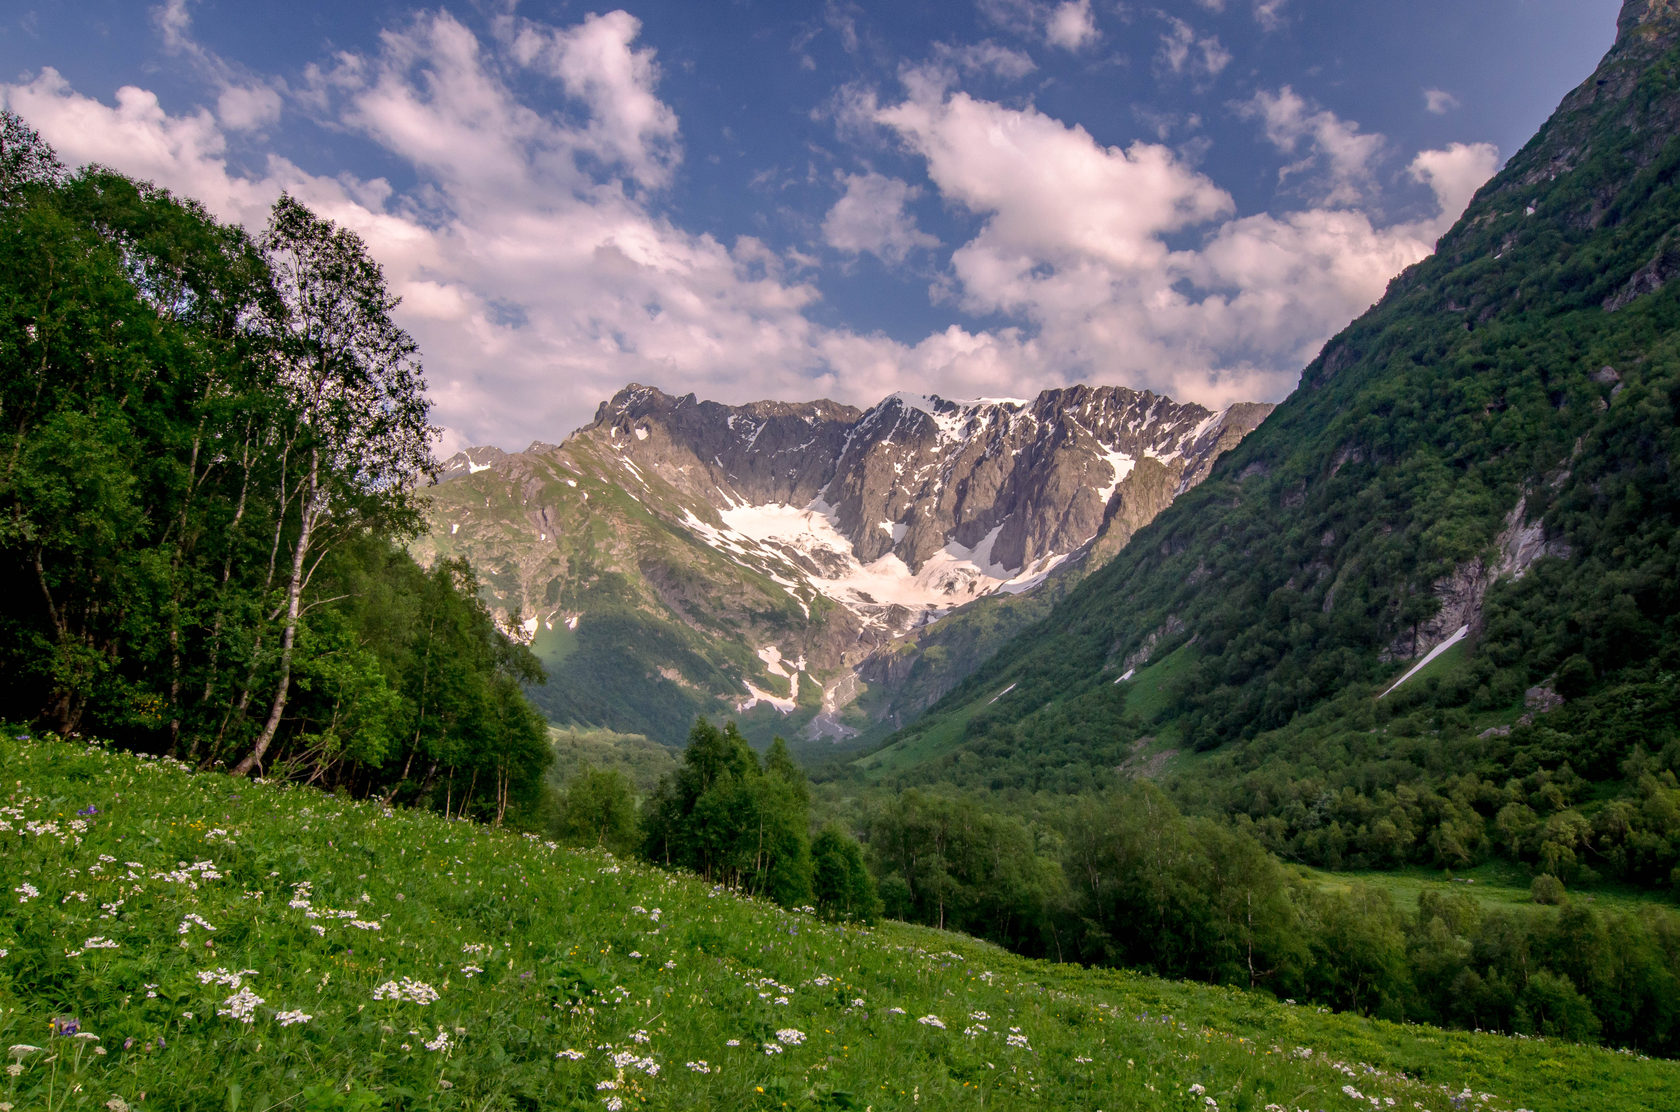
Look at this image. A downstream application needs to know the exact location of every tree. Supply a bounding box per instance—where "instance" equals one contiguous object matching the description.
[812,824,881,924]
[232,194,435,776]
[557,765,639,853]
[639,719,813,907]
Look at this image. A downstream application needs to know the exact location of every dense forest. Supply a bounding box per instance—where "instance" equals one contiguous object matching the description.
[0,113,550,821]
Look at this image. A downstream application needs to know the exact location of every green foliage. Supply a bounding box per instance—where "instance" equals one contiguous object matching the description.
[811,824,882,924]
[0,112,548,818]
[8,733,1675,1112]
[640,719,814,907]
[870,14,1680,780]
[554,764,640,854]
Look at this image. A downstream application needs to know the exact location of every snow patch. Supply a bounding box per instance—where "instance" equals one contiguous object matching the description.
[1095,449,1135,504]
[738,680,796,715]
[1379,624,1469,699]
[1114,667,1135,684]
[450,523,459,535]
[468,462,491,474]
[634,426,649,440]
[988,682,1017,704]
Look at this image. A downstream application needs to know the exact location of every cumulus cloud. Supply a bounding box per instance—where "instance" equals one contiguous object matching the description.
[1424,87,1461,115]
[1158,18,1232,83]
[823,172,939,264]
[1046,1,1100,51]
[3,4,1504,452]
[1407,141,1500,239]
[153,0,285,134]
[874,75,1498,406]
[4,12,845,454]
[1243,86,1384,206]
[978,0,1099,52]
[502,10,681,190]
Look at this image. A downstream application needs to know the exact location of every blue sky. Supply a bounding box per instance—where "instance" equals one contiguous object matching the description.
[0,0,1622,453]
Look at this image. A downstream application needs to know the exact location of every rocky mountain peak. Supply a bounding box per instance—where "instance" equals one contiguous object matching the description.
[1618,0,1680,38]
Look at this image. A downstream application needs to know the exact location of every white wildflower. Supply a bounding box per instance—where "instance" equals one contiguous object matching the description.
[218,987,265,1024]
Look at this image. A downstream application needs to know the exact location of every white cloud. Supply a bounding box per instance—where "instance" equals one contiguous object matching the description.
[1424,87,1461,115]
[978,0,1099,52]
[1158,18,1232,82]
[1253,0,1289,32]
[1243,86,1384,206]
[823,172,939,264]
[216,83,282,130]
[1046,1,1100,51]
[2,5,1505,453]
[504,10,681,190]
[1406,141,1500,239]
[878,90,1234,276]
[874,76,1497,408]
[153,0,285,134]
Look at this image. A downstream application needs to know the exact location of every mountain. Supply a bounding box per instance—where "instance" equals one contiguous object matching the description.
[864,0,1680,885]
[413,384,1269,747]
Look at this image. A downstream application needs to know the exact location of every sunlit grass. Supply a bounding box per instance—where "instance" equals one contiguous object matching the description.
[2,731,1674,1111]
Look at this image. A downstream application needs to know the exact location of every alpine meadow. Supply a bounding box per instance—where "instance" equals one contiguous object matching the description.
[6,1,1680,1110]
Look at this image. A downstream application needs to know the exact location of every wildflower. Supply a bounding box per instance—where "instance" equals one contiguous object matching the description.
[177,913,216,935]
[461,965,483,977]
[424,1028,453,1052]
[775,1028,805,1046]
[14,883,39,903]
[49,1017,79,1037]
[373,978,439,1005]
[762,1042,783,1055]
[917,1015,946,1029]
[686,1060,712,1073]
[218,987,265,1024]
[1190,1084,1207,1096]
[557,1049,586,1060]
[78,805,98,815]
[725,1039,740,1047]
[274,1010,312,1027]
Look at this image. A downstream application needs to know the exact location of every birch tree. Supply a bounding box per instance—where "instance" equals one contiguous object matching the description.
[231,195,434,776]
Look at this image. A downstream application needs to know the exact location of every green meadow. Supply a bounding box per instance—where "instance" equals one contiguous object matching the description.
[3,732,1675,1112]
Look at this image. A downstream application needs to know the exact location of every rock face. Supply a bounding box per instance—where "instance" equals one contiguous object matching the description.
[584,383,1269,595]
[418,382,1270,745]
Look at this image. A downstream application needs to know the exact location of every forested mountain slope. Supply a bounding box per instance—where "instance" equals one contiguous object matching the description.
[867,0,1680,886]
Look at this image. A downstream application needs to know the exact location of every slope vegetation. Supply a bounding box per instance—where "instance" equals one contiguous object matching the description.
[4,732,1674,1111]
[869,0,1680,843]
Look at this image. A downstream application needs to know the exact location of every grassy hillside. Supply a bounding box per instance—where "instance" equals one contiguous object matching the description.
[2,733,1673,1111]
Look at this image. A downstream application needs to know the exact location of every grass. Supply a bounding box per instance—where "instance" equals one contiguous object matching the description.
[1300,860,1678,918]
[3,731,1677,1111]
[1122,642,1200,724]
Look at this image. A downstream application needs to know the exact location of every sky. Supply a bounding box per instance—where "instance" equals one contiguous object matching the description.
[0,0,1624,455]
